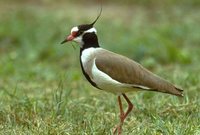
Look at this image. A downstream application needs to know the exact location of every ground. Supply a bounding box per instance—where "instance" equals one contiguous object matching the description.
[0,1,199,134]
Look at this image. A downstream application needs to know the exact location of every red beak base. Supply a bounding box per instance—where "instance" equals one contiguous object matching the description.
[61,34,75,44]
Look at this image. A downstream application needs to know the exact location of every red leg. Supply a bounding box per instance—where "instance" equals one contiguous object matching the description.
[118,95,124,123]
[122,93,133,122]
[113,96,124,135]
[113,94,133,135]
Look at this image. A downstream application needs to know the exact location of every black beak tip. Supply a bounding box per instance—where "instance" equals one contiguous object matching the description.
[61,40,67,44]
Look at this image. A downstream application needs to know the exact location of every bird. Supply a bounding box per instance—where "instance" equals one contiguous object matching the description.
[61,7,183,135]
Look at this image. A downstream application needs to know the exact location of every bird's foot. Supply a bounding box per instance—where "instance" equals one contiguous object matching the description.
[113,124,122,135]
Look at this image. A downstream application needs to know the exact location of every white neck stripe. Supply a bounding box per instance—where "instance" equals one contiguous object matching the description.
[84,28,97,34]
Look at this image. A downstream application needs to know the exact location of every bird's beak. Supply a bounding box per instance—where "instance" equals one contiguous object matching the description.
[61,34,75,44]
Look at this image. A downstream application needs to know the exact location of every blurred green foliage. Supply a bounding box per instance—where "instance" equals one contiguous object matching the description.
[3,0,200,6]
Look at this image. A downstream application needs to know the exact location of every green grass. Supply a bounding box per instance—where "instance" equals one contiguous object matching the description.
[0,1,200,135]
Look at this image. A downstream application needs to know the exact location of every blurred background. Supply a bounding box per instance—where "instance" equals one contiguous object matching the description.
[0,0,199,134]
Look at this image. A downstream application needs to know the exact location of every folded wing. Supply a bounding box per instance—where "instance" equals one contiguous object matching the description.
[95,49,183,97]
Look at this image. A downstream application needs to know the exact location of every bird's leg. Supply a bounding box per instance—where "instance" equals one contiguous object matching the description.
[121,93,133,122]
[118,95,125,123]
[113,94,133,135]
[113,95,124,135]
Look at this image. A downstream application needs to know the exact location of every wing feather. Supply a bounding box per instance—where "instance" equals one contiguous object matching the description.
[95,49,183,96]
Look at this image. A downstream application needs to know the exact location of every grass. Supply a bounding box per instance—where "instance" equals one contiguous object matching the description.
[0,1,200,134]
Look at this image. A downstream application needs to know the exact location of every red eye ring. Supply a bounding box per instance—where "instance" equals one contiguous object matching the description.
[71,31,77,37]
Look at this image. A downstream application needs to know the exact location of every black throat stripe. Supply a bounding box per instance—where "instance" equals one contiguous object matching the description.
[79,50,101,90]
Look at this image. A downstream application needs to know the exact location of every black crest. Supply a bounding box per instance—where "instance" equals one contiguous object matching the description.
[78,4,102,31]
[90,4,102,26]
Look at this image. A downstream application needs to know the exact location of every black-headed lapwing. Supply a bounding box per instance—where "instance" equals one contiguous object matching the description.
[61,8,183,135]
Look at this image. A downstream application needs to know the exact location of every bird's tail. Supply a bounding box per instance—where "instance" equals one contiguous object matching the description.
[174,87,184,97]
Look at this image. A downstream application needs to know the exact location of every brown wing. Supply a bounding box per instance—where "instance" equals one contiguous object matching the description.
[95,49,183,96]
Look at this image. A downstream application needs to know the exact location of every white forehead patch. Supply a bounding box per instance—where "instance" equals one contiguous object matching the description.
[71,26,78,33]
[85,27,97,33]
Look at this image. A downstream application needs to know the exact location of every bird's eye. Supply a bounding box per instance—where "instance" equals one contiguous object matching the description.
[71,31,83,37]
[71,31,77,37]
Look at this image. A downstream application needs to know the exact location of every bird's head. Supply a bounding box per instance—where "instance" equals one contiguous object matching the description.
[61,6,102,48]
[61,23,97,46]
